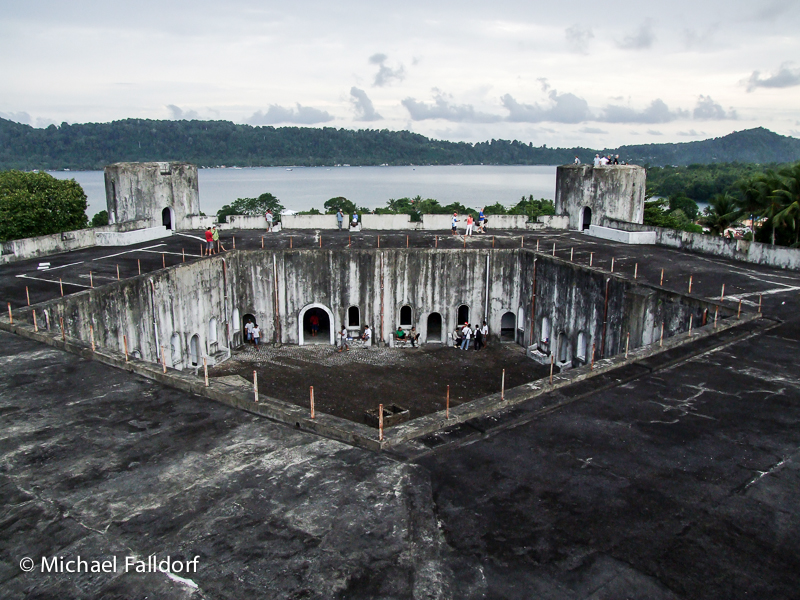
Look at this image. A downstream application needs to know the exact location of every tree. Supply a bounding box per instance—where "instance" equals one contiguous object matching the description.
[772,162,800,246]
[643,198,702,233]
[668,194,699,220]
[91,210,109,227]
[217,192,285,223]
[324,196,357,215]
[0,170,88,242]
[699,193,741,235]
[508,195,556,221]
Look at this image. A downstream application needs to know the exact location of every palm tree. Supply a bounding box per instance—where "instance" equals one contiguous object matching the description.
[738,170,785,245]
[700,192,742,235]
[772,163,800,246]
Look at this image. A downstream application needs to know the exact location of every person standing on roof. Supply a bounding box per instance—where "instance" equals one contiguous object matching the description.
[451,212,459,235]
[465,214,474,236]
[478,207,486,233]
[204,227,214,256]
[337,209,344,230]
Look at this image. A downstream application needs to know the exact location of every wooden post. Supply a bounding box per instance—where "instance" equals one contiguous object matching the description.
[203,357,209,386]
[89,271,93,288]
[117,264,120,280]
[536,239,539,251]
[123,334,128,361]
[549,354,554,383]
[378,403,384,442]
[738,299,742,319]
[590,344,595,370]
[310,386,315,418]
[378,235,380,248]
[552,242,555,256]
[611,257,615,272]
[659,323,664,347]
[689,315,693,335]
[634,263,638,279]
[60,278,64,296]
[138,259,141,275]
[688,275,693,294]
[200,243,203,256]
[90,324,95,352]
[33,310,38,332]
[253,370,258,403]
[660,269,664,286]
[570,247,574,261]
[261,236,264,248]
[161,346,166,373]
[7,302,12,323]
[714,306,719,328]
[625,332,630,358]
[182,248,185,262]
[62,317,66,342]
[233,235,235,249]
[758,294,762,314]
[290,236,293,249]
[492,236,495,248]
[162,253,166,269]
[446,385,450,419]
[721,284,725,301]
[435,235,438,248]
[521,236,523,248]
[589,252,593,267]
[320,235,323,248]
[26,286,30,305]
[406,235,409,248]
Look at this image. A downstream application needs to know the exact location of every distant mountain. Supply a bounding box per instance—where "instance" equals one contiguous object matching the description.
[1,118,798,170]
[611,128,800,166]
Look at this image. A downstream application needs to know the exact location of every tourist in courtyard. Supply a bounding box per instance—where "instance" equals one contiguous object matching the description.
[204,227,214,256]
[351,211,359,228]
[460,322,472,350]
[451,212,459,235]
[337,209,344,230]
[574,156,581,164]
[408,326,420,347]
[474,323,484,351]
[465,214,474,236]
[361,324,372,343]
[245,320,254,343]
[309,313,319,336]
[481,320,489,348]
[478,207,486,233]
[593,154,601,167]
[212,225,226,252]
[395,327,407,341]
[252,324,260,350]
[266,209,274,232]
[339,326,349,352]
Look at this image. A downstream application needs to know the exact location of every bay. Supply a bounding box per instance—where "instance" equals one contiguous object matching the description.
[50,165,558,219]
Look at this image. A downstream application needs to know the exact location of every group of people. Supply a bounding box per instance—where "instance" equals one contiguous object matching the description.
[451,207,488,236]
[394,326,421,347]
[592,154,621,166]
[338,324,372,351]
[243,320,261,349]
[204,226,226,256]
[452,321,489,351]
[336,209,360,230]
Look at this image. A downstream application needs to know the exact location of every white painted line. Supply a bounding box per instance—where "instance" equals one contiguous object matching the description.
[722,286,800,302]
[15,273,90,288]
[91,244,167,261]
[139,250,189,257]
[174,232,206,242]
[38,260,85,271]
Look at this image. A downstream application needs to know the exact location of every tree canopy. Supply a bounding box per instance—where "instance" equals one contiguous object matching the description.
[0,170,88,242]
[217,192,285,223]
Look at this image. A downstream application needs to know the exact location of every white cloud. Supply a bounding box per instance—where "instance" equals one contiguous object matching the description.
[746,63,800,92]
[248,104,334,125]
[369,53,405,87]
[600,99,687,123]
[693,95,736,120]
[501,92,591,124]
[617,21,656,50]
[565,25,594,54]
[167,104,199,120]
[0,111,32,125]
[350,87,382,121]
[402,91,501,123]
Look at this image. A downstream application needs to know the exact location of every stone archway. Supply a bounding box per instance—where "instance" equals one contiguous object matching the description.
[581,206,592,230]
[298,303,335,346]
[162,207,176,230]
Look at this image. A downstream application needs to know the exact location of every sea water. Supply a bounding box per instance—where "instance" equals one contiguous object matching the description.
[49,165,558,219]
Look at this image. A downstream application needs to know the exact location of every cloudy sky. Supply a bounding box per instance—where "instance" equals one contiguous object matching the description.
[1,0,799,147]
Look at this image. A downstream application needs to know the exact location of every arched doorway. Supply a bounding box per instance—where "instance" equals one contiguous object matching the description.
[189,334,200,366]
[539,317,551,353]
[577,332,587,362]
[299,303,334,345]
[457,304,470,327]
[162,207,175,230]
[581,206,592,230]
[426,312,442,343]
[208,317,218,353]
[501,311,516,342]
[557,332,569,363]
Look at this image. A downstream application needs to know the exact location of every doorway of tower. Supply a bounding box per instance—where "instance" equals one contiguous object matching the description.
[581,206,592,231]
[162,207,176,230]
[426,312,442,343]
[500,311,516,342]
[300,304,334,345]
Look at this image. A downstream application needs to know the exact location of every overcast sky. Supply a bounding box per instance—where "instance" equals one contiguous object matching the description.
[2,0,799,147]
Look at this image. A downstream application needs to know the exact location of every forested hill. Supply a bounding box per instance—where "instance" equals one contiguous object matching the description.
[1,117,799,170]
[613,127,800,166]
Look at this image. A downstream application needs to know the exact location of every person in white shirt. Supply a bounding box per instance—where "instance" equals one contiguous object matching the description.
[599,155,610,166]
[481,321,489,348]
[245,320,254,343]
[339,326,350,352]
[460,323,472,350]
[361,325,372,343]
[266,210,274,232]
[593,154,601,167]
[574,156,581,164]
[451,213,459,235]
[252,325,260,350]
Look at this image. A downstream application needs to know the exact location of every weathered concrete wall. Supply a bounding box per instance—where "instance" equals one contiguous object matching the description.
[537,215,569,229]
[104,162,200,230]
[282,214,340,229]
[361,214,416,230]
[555,165,646,231]
[95,226,172,246]
[605,218,800,271]
[587,224,656,245]
[27,248,729,373]
[0,219,150,264]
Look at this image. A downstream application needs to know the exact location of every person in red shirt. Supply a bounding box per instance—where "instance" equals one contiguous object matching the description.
[204,227,214,256]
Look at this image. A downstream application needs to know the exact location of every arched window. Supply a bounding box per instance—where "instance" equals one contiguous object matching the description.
[457,304,470,326]
[189,334,200,366]
[209,317,218,344]
[170,332,182,368]
[577,332,587,361]
[348,306,360,329]
[558,332,569,362]
[232,309,240,332]
[400,305,412,328]
[539,317,551,352]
